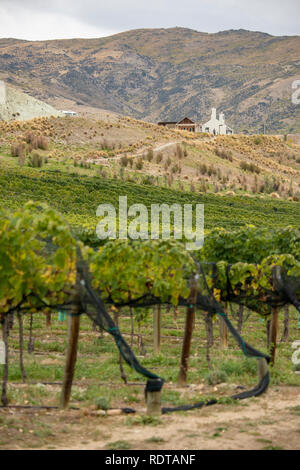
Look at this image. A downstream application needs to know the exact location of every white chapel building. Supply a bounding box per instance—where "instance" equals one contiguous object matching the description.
[201,108,233,135]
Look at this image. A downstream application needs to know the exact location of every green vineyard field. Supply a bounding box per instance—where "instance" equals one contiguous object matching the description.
[0,165,299,233]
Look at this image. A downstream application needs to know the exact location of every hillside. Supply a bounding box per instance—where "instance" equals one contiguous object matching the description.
[0,115,299,228]
[0,28,300,133]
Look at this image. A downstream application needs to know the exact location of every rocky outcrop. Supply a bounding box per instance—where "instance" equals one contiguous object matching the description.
[0,82,63,121]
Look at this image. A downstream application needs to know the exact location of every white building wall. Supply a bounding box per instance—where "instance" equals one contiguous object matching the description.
[201,108,233,135]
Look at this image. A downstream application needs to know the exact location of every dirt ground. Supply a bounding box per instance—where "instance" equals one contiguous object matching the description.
[2,385,299,450]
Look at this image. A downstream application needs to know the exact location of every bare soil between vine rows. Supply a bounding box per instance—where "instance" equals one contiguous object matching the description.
[1,385,299,450]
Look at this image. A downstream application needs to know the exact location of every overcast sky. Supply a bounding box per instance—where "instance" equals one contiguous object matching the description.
[0,0,299,41]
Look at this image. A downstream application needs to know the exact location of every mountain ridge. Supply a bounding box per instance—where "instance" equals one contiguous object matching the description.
[0,27,300,133]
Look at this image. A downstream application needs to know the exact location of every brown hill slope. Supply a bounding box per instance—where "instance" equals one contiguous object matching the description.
[1,114,299,200]
[0,28,300,133]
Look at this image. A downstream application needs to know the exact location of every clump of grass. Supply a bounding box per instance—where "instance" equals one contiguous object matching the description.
[262,445,284,450]
[207,164,217,177]
[199,163,207,175]
[107,440,131,450]
[215,148,233,162]
[240,161,260,174]
[146,149,154,162]
[176,144,183,159]
[36,136,49,151]
[94,397,110,410]
[11,142,25,158]
[25,132,49,151]
[126,415,162,427]
[28,151,44,168]
[135,159,144,170]
[220,358,257,378]
[289,406,300,415]
[205,370,228,385]
[120,154,128,167]
[79,160,92,169]
[141,175,155,185]
[166,156,172,167]
[156,152,163,164]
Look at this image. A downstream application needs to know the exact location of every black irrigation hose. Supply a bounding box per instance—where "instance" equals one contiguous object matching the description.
[0,405,62,410]
[160,309,271,414]
[161,372,270,414]
[0,405,135,414]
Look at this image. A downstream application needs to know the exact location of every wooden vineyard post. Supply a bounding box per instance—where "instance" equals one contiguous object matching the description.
[153,305,161,355]
[281,305,289,342]
[258,357,269,383]
[266,320,271,348]
[28,313,34,354]
[113,310,127,384]
[60,277,82,409]
[17,312,27,383]
[204,312,214,369]
[269,307,279,365]
[178,275,198,386]
[46,312,51,328]
[129,307,134,347]
[219,316,228,349]
[146,383,162,416]
[237,305,244,334]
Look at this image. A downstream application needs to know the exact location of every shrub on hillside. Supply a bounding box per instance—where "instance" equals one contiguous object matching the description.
[199,163,207,175]
[176,144,183,159]
[11,142,25,158]
[28,151,44,168]
[155,152,163,164]
[146,149,154,162]
[215,148,233,162]
[120,154,129,167]
[240,161,260,174]
[171,164,180,174]
[79,160,92,169]
[135,159,144,170]
[37,135,49,150]
[25,131,49,151]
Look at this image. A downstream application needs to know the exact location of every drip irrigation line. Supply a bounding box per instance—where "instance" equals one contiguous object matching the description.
[0,405,62,410]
